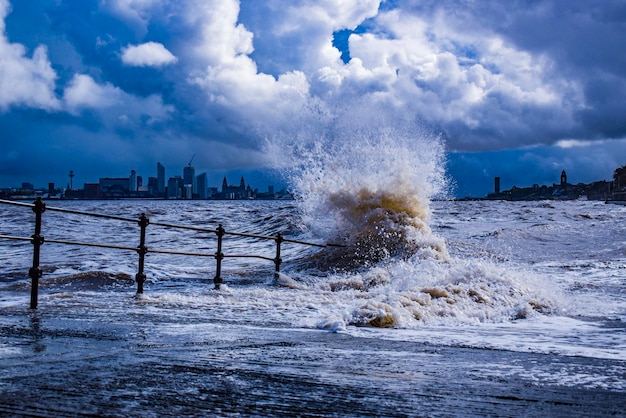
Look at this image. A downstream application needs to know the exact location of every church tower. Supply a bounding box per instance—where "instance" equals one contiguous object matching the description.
[222,176,228,192]
[560,170,567,186]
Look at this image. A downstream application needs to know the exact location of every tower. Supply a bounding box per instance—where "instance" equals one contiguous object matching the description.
[68,170,74,190]
[494,176,501,194]
[130,170,137,192]
[183,165,195,195]
[157,162,165,196]
[560,170,567,186]
[197,172,208,199]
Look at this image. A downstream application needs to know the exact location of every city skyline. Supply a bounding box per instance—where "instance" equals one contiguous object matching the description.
[5,162,624,202]
[1,164,283,192]
[2,160,283,200]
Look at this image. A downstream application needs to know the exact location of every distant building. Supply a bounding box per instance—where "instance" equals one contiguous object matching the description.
[183,165,195,195]
[64,188,84,199]
[83,183,100,199]
[196,172,208,199]
[157,162,165,197]
[183,184,193,199]
[21,182,34,191]
[99,177,130,198]
[614,165,626,191]
[130,170,137,192]
[494,177,500,194]
[147,176,159,197]
[256,185,279,200]
[167,176,183,199]
[487,168,612,201]
[220,176,251,199]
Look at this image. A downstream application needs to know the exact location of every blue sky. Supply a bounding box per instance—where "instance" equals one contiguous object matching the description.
[1,0,625,197]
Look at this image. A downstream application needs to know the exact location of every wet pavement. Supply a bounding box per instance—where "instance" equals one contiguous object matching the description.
[1,307,625,417]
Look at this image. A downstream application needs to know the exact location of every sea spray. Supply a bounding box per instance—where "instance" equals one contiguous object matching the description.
[264,103,450,268]
[262,103,560,328]
[312,257,560,329]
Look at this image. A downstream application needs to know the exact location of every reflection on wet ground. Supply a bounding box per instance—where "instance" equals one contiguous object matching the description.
[1,307,624,417]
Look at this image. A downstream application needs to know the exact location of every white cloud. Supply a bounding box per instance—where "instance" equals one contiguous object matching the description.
[183,0,254,66]
[328,6,584,148]
[203,0,581,150]
[281,0,381,30]
[0,0,60,111]
[63,74,173,125]
[555,139,590,149]
[242,0,381,75]
[555,137,626,149]
[63,74,123,110]
[121,42,177,67]
[100,0,164,35]
[179,0,314,130]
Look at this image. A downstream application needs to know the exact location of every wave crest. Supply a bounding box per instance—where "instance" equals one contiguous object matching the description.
[323,187,448,268]
[265,101,450,270]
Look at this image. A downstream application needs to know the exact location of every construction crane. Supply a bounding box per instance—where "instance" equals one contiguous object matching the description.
[187,154,195,167]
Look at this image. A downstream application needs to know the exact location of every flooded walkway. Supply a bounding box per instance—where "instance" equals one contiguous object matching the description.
[1,306,624,417]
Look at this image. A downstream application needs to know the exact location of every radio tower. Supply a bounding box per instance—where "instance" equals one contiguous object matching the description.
[69,170,74,190]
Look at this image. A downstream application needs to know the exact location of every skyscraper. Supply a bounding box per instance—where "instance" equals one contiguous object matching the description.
[157,162,165,197]
[130,170,137,192]
[167,176,182,199]
[183,164,195,196]
[196,172,208,199]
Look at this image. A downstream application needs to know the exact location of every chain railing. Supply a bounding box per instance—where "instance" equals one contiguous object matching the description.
[0,198,340,309]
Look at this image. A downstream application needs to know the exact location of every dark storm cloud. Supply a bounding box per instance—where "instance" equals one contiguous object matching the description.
[377,0,626,150]
[495,0,626,142]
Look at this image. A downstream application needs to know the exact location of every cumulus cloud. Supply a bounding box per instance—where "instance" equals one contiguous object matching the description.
[237,0,381,83]
[234,0,600,152]
[121,41,177,67]
[323,6,582,150]
[0,0,60,111]
[99,0,162,35]
[63,74,174,127]
[63,74,123,110]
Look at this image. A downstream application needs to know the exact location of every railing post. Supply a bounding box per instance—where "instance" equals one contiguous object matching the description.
[214,224,225,290]
[274,232,283,280]
[135,213,149,294]
[29,198,46,309]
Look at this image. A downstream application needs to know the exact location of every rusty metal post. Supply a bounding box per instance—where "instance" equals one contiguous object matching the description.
[135,213,149,294]
[214,224,225,290]
[29,198,46,309]
[274,232,283,280]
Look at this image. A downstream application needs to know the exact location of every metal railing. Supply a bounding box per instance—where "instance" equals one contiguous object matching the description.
[0,198,339,309]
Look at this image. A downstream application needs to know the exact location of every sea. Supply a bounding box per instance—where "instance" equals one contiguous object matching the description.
[0,197,624,417]
[0,119,624,416]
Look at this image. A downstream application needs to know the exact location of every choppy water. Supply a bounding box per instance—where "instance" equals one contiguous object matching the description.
[0,198,625,416]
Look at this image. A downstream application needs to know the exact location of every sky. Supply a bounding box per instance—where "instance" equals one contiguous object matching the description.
[0,0,625,197]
